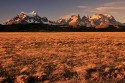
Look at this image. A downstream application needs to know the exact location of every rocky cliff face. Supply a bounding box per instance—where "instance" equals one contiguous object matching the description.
[4,11,123,28]
[56,14,122,28]
[56,14,85,27]
[5,11,54,25]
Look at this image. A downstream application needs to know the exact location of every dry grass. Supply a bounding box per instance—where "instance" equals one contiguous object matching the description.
[0,32,125,83]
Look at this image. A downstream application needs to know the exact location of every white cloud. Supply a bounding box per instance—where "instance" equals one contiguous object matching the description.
[94,2,125,13]
[95,7,125,13]
[104,2,125,7]
[77,2,125,14]
[96,7,112,11]
[77,6,91,9]
[59,13,78,19]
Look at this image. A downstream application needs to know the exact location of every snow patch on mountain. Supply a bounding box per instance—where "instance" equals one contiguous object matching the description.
[4,11,124,28]
[4,11,55,25]
[56,14,122,28]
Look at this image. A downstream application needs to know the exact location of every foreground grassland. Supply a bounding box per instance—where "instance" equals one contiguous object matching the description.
[0,32,125,83]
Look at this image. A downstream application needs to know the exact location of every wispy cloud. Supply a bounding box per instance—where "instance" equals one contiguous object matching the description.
[104,2,125,7]
[59,13,78,19]
[96,7,112,11]
[96,7,125,11]
[94,7,125,13]
[77,6,92,9]
[77,2,125,14]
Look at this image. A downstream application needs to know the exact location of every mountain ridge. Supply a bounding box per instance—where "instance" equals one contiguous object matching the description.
[4,11,55,25]
[4,11,125,29]
[56,14,123,28]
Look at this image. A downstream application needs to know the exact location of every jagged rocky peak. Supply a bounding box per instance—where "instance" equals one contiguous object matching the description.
[56,13,121,28]
[56,18,68,25]
[4,11,55,25]
[89,14,118,27]
[18,12,27,19]
[82,16,89,23]
[4,12,123,28]
[90,14,116,21]
[56,14,86,27]
[30,11,37,16]
[69,14,85,27]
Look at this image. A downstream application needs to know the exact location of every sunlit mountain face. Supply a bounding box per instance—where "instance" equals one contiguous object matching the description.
[56,14,123,28]
[4,11,124,28]
[4,11,55,25]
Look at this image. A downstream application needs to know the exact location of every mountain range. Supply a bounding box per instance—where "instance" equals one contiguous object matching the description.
[4,11,125,28]
[5,11,55,25]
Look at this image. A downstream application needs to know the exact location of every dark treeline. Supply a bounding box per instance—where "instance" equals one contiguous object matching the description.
[0,23,125,32]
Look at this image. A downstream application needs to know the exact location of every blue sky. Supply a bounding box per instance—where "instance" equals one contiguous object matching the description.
[0,0,125,23]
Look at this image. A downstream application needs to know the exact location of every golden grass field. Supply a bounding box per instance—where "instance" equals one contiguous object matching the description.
[0,32,125,83]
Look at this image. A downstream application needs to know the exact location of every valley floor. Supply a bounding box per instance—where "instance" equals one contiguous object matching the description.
[0,32,125,83]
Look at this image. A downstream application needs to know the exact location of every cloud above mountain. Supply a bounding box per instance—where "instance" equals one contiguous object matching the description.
[95,7,125,13]
[77,6,92,9]
[59,13,78,19]
[104,2,125,7]
[77,1,125,13]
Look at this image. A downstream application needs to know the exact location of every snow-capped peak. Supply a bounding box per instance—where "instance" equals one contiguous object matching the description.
[4,12,123,27]
[56,14,122,28]
[4,11,56,25]
[20,11,25,14]
[90,14,114,20]
[30,11,37,16]
[56,14,86,27]
[104,14,113,18]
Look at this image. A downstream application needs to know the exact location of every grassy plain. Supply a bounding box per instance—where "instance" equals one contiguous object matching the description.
[0,32,125,83]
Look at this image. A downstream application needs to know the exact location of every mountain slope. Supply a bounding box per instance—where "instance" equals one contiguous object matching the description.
[5,11,54,25]
[4,11,124,28]
[56,14,122,28]
[56,14,85,27]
